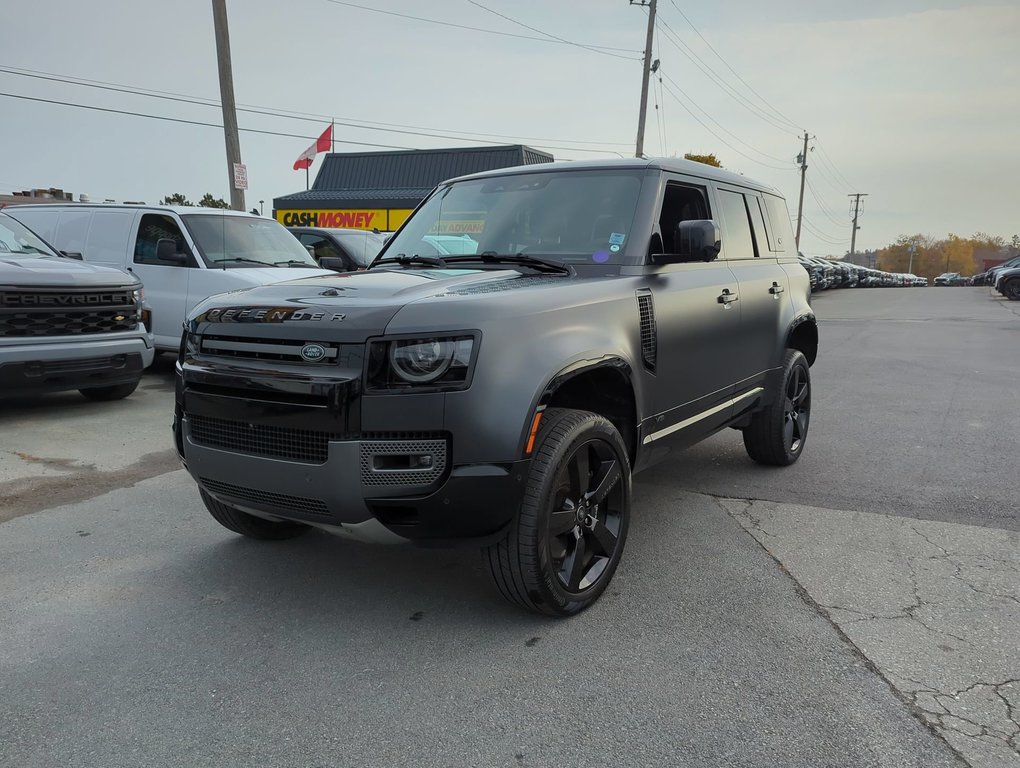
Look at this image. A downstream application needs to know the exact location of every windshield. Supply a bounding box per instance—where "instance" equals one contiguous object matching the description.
[332,230,386,267]
[382,169,644,267]
[183,215,319,268]
[0,213,60,259]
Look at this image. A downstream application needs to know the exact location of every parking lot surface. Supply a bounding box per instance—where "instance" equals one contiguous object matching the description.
[1,287,1016,767]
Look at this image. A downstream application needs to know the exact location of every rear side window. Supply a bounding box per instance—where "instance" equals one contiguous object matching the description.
[716,189,755,260]
[54,210,92,255]
[134,214,190,265]
[87,211,133,264]
[762,194,797,255]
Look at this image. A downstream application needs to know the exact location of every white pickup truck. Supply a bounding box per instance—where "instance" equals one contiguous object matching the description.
[7,205,333,350]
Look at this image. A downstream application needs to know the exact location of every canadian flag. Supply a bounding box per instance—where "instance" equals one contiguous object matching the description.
[293,124,333,171]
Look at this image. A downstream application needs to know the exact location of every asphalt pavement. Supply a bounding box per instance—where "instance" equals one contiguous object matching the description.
[1,286,1017,767]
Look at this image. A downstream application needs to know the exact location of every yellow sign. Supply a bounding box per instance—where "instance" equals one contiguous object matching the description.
[275,208,417,231]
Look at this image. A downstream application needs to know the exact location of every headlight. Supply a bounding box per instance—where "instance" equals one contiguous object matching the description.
[368,334,477,391]
[133,287,144,302]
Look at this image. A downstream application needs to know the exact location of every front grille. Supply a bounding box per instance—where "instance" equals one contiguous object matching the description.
[188,413,349,464]
[199,334,341,364]
[360,439,447,487]
[200,477,329,517]
[0,308,137,337]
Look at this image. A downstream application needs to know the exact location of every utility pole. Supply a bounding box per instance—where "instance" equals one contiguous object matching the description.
[212,0,245,212]
[631,0,657,158]
[794,131,810,250]
[848,193,868,259]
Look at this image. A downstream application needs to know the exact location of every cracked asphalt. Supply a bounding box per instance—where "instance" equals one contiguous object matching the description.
[0,287,1016,767]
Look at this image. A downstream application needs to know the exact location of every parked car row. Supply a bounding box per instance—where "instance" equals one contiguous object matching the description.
[797,255,927,291]
[970,255,1020,299]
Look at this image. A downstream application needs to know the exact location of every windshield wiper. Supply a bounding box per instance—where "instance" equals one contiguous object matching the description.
[274,259,317,267]
[211,257,272,266]
[443,252,575,276]
[371,253,447,268]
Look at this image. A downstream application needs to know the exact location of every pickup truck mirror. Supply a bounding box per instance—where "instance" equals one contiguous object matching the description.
[318,256,349,272]
[60,250,83,260]
[156,238,188,265]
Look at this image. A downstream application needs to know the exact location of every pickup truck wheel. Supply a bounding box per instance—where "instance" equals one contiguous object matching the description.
[484,408,631,617]
[78,380,140,401]
[743,349,810,466]
[199,489,309,540]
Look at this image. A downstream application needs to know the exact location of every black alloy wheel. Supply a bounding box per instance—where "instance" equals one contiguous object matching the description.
[484,408,631,616]
[547,437,626,593]
[743,349,811,466]
[1005,279,1020,301]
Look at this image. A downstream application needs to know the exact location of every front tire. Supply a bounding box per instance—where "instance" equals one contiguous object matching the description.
[1004,279,1020,301]
[200,489,309,540]
[483,408,631,617]
[79,379,140,401]
[743,349,811,466]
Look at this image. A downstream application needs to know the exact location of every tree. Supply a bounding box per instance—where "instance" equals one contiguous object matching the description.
[160,193,193,206]
[684,153,722,168]
[1011,234,1020,251]
[198,193,230,209]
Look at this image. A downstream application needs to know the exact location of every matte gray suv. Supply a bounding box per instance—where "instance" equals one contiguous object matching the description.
[174,159,817,615]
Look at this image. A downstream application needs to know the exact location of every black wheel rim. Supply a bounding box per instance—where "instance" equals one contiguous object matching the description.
[546,439,625,594]
[784,365,810,453]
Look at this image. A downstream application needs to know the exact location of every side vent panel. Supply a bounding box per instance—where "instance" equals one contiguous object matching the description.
[637,291,656,372]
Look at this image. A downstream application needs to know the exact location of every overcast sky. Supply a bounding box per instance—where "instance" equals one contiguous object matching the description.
[2,0,1017,255]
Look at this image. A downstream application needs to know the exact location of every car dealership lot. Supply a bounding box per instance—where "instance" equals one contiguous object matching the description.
[1,287,1016,768]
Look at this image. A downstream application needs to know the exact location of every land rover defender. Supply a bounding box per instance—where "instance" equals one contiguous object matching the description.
[173,158,817,615]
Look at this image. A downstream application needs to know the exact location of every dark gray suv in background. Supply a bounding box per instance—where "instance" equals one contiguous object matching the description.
[173,158,817,615]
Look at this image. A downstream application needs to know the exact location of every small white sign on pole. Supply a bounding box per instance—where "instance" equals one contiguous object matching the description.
[233,163,248,190]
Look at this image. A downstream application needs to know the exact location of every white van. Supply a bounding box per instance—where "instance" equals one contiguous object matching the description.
[7,205,332,350]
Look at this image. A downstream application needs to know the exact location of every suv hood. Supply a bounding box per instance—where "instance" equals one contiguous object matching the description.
[220,266,332,284]
[0,255,138,288]
[188,267,566,340]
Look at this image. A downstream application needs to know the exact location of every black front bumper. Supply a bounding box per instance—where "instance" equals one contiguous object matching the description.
[0,352,144,395]
[175,373,529,545]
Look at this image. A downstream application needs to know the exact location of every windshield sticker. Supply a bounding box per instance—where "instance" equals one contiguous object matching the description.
[592,250,610,264]
[609,232,626,246]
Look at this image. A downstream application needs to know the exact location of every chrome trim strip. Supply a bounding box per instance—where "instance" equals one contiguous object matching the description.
[642,387,764,445]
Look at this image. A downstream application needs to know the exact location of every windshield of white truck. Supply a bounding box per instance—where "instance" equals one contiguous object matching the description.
[381,169,644,267]
[182,215,319,268]
[0,213,60,259]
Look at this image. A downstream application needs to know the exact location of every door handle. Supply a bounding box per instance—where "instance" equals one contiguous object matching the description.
[717,289,739,305]
[769,282,785,295]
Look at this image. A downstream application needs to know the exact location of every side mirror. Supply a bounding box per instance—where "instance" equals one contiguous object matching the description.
[318,256,349,272]
[156,238,188,265]
[675,220,721,262]
[651,220,721,264]
[60,250,83,260]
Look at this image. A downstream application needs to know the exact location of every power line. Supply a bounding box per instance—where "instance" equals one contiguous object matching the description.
[667,1,800,130]
[805,177,848,228]
[654,16,800,136]
[657,76,794,171]
[465,0,637,60]
[814,140,857,190]
[325,0,641,57]
[801,218,849,245]
[659,70,792,164]
[0,91,415,149]
[0,66,628,155]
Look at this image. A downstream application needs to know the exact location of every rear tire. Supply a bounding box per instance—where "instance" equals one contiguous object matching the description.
[79,380,140,401]
[743,349,811,466]
[200,489,309,540]
[1004,279,1020,301]
[483,408,631,617]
